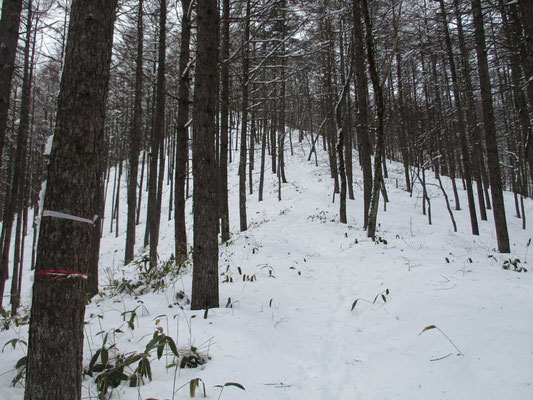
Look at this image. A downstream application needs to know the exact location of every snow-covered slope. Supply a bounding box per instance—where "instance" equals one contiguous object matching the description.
[1,138,532,399]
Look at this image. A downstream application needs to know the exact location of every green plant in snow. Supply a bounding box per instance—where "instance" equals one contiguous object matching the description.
[0,306,30,331]
[2,337,27,386]
[84,327,179,399]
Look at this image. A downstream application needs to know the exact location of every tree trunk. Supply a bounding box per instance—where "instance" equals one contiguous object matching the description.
[175,0,191,258]
[453,0,487,221]
[219,0,230,242]
[24,0,117,398]
[471,0,510,253]
[0,0,24,172]
[259,120,267,201]
[362,0,384,240]
[149,0,167,269]
[10,1,35,313]
[191,0,219,310]
[438,0,479,236]
[238,0,250,232]
[517,0,533,118]
[395,52,412,192]
[501,1,533,187]
[353,0,372,229]
[125,0,144,265]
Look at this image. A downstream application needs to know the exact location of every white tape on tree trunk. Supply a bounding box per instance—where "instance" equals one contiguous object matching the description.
[42,210,98,225]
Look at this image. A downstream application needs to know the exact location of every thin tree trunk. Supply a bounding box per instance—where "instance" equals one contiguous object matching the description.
[0,1,33,309]
[219,0,230,242]
[174,0,191,258]
[148,0,167,269]
[453,0,487,221]
[259,120,267,201]
[501,1,533,187]
[0,0,24,172]
[438,0,479,236]
[353,0,372,229]
[471,0,510,253]
[238,0,250,232]
[362,0,384,240]
[125,0,144,265]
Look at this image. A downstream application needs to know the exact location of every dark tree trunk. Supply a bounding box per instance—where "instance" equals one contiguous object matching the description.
[219,0,230,242]
[336,21,352,224]
[517,0,533,118]
[148,0,167,269]
[278,1,288,185]
[249,115,255,194]
[501,1,533,187]
[362,0,384,240]
[438,0,479,236]
[395,52,412,192]
[125,0,144,265]
[0,0,24,172]
[191,0,219,310]
[259,120,267,201]
[9,0,35,313]
[471,0,511,253]
[271,108,276,174]
[345,94,355,200]
[24,0,117,398]
[175,0,191,258]
[453,0,487,221]
[353,0,372,229]
[238,0,250,232]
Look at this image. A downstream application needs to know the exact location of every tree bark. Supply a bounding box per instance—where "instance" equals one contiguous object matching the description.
[438,0,479,236]
[219,0,230,242]
[517,0,533,118]
[24,0,117,398]
[9,0,35,313]
[353,0,372,229]
[238,0,250,232]
[175,0,191,258]
[148,0,167,269]
[501,0,533,187]
[362,0,384,240]
[125,0,144,265]
[0,0,24,172]
[395,52,412,192]
[453,0,488,221]
[191,0,219,310]
[471,0,510,253]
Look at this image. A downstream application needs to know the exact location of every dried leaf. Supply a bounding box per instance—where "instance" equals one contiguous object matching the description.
[190,378,198,398]
[224,382,246,390]
[420,325,436,335]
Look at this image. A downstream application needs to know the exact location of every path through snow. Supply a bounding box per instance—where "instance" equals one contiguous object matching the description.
[1,142,532,399]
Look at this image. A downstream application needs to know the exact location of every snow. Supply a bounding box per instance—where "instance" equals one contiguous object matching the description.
[1,137,532,399]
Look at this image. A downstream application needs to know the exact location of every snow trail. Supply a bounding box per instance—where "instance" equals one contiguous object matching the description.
[0,142,532,399]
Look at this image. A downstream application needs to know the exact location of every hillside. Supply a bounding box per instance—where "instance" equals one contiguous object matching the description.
[1,142,532,400]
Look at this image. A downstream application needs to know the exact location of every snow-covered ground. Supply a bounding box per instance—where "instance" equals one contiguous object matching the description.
[1,137,532,399]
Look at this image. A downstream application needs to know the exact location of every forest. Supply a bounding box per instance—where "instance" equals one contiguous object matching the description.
[0,0,532,399]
